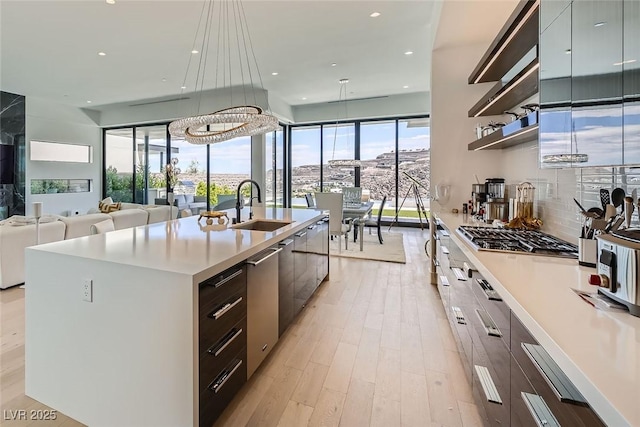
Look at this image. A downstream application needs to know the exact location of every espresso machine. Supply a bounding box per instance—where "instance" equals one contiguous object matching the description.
[484,178,508,222]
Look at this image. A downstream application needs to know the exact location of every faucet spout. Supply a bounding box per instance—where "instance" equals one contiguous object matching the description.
[235,179,262,224]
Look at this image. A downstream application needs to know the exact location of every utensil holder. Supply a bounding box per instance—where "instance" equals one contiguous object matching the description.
[578,238,597,268]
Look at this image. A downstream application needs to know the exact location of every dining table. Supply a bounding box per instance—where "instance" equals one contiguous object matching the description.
[343,201,374,251]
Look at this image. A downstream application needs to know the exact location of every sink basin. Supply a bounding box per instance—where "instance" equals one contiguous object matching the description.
[231,219,292,232]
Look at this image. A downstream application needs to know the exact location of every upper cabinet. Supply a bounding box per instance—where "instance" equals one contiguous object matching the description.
[467,0,540,151]
[539,0,637,168]
[623,0,640,163]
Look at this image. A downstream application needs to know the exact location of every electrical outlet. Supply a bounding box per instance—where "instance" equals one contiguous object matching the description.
[82,279,93,302]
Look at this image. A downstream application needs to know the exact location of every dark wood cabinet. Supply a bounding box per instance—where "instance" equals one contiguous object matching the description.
[198,263,247,427]
[278,238,295,337]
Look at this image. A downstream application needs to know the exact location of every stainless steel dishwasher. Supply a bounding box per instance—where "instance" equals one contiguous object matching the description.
[246,246,281,378]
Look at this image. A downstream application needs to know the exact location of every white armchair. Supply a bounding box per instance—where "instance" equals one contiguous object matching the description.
[315,192,352,251]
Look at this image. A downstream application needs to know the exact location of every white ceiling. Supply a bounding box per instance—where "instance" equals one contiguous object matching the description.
[0,0,438,110]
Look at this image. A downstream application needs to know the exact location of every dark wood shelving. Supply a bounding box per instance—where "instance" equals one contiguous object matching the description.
[468,0,540,84]
[468,58,539,118]
[468,123,538,151]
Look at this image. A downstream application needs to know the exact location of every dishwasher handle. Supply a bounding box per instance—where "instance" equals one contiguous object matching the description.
[246,247,283,266]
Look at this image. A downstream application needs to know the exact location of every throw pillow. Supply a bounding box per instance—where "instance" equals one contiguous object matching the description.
[98,200,121,213]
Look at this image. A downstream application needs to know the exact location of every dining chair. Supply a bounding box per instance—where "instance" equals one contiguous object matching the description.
[305,193,315,208]
[356,195,387,244]
[315,192,351,251]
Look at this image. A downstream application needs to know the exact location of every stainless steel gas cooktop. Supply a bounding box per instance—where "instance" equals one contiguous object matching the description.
[457,226,578,258]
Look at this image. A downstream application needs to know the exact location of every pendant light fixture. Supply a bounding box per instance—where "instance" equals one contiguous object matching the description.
[169,0,279,145]
[328,78,361,168]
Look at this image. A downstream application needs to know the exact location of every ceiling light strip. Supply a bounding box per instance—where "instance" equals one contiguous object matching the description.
[473,0,540,84]
[474,125,538,151]
[473,62,539,117]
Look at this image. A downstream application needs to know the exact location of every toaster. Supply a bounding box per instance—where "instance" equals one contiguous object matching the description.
[596,232,640,317]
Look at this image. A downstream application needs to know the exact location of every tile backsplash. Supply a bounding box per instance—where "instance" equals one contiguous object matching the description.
[500,141,640,245]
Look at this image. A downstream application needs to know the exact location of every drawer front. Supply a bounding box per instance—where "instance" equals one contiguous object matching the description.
[511,312,605,426]
[199,287,247,354]
[471,276,511,346]
[199,264,246,311]
[200,317,247,392]
[199,348,247,427]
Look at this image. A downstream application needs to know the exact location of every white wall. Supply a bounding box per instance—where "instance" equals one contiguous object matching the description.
[292,92,430,124]
[430,43,503,213]
[26,97,101,216]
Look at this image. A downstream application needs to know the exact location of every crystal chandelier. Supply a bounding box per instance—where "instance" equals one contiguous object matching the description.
[328,79,361,168]
[169,0,279,145]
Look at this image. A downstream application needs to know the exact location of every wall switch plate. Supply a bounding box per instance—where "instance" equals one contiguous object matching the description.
[82,279,93,302]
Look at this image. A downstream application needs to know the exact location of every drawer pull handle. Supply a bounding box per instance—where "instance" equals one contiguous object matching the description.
[521,343,587,405]
[452,306,466,324]
[308,224,317,230]
[295,231,307,238]
[521,392,560,427]
[279,238,294,246]
[475,365,502,404]
[475,308,502,337]
[210,296,243,320]
[476,278,502,301]
[439,275,450,286]
[451,267,467,281]
[440,245,450,254]
[209,359,243,394]
[247,247,282,266]
[209,328,243,357]
[208,269,243,289]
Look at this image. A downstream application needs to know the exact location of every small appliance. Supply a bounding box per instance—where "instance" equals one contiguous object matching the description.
[484,178,508,223]
[596,229,640,317]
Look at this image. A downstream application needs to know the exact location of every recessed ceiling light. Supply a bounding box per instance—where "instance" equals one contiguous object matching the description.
[302,97,307,100]
[370,12,381,18]
[594,21,607,27]
[405,51,414,55]
[271,72,278,76]
[613,59,637,66]
[403,85,409,89]
[565,49,572,55]
[86,100,92,104]
[98,52,106,56]
[191,50,199,54]
[105,0,115,4]
[161,78,167,82]
[331,63,337,67]
[181,86,187,90]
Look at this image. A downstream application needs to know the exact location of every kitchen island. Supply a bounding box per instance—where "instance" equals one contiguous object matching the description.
[24,207,328,427]
[433,210,640,427]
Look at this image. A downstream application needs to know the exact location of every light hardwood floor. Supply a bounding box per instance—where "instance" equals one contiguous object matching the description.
[0,227,483,427]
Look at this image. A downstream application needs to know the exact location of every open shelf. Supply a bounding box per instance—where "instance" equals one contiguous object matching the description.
[468,123,538,151]
[468,58,539,118]
[468,0,540,84]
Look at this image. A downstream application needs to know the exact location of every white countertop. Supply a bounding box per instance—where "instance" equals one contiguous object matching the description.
[434,211,640,427]
[29,208,325,283]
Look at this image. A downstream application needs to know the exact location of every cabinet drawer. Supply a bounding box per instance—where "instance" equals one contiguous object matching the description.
[471,276,511,346]
[511,312,605,426]
[199,288,247,354]
[199,264,246,311]
[200,317,247,392]
[199,348,247,427]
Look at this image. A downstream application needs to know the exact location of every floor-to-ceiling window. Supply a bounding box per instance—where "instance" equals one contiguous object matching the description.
[289,115,430,224]
[104,128,134,203]
[265,127,285,207]
[291,126,321,208]
[208,136,251,207]
[397,118,430,219]
[360,120,396,219]
[136,125,168,204]
[322,123,356,191]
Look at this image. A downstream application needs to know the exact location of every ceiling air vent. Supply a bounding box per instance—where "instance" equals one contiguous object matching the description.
[129,97,190,107]
[326,95,388,104]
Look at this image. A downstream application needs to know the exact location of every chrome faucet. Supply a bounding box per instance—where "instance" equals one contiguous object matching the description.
[235,179,262,224]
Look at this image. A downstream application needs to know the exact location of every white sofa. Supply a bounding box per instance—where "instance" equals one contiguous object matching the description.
[0,204,178,289]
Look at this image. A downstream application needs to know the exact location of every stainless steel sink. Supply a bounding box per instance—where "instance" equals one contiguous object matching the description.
[231,219,292,232]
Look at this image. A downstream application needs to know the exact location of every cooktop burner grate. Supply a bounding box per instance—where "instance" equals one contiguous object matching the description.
[457,226,578,258]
